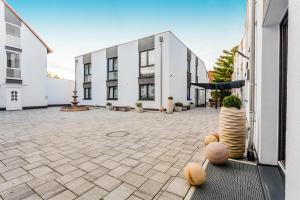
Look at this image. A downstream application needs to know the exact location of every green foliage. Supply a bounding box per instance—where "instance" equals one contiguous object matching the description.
[168,96,173,100]
[106,102,112,106]
[175,102,183,107]
[211,90,232,99]
[135,102,143,107]
[222,95,242,109]
[212,46,238,82]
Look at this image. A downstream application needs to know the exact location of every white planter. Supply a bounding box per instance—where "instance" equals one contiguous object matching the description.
[175,106,183,112]
[106,105,113,111]
[167,99,174,114]
[219,107,246,159]
[135,107,143,113]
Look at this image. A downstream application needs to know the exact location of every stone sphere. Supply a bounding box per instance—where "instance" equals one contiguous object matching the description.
[205,135,218,145]
[183,162,206,186]
[205,142,229,165]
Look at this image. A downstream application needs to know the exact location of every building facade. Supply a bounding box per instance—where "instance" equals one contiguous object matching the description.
[0,0,52,111]
[75,31,208,109]
[234,0,300,198]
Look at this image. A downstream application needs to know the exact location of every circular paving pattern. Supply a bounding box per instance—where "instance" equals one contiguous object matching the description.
[106,131,130,137]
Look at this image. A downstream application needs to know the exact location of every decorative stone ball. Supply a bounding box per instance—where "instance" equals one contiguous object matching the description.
[205,135,218,145]
[159,107,165,112]
[205,142,229,165]
[210,132,220,141]
[183,162,206,186]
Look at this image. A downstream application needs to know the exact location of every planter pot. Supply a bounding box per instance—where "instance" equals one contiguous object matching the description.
[175,106,183,112]
[219,107,246,159]
[167,99,174,114]
[135,107,143,113]
[106,106,113,111]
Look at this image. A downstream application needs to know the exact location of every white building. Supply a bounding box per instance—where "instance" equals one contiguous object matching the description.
[0,0,52,111]
[75,31,208,110]
[234,0,300,198]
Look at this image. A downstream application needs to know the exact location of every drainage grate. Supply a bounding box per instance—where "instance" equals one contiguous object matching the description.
[106,131,129,137]
[191,160,265,200]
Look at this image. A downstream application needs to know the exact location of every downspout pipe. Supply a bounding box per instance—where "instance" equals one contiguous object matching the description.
[159,36,164,108]
[247,0,256,161]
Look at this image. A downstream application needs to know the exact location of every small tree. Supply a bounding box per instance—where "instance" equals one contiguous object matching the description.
[47,72,60,79]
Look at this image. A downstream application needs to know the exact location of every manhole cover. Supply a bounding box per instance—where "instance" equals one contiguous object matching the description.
[106,131,129,137]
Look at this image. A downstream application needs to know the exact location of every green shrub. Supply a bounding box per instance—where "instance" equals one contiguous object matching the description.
[168,96,173,100]
[175,102,183,107]
[135,102,143,107]
[211,90,232,99]
[106,102,112,106]
[190,102,194,105]
[222,95,242,109]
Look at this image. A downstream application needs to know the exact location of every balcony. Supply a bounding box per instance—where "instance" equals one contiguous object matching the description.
[6,35,21,49]
[6,68,21,79]
[108,71,118,81]
[140,73,155,78]
[84,75,91,83]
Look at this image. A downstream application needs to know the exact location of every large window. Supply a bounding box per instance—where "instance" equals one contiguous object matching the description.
[84,88,91,100]
[84,63,91,83]
[187,59,191,100]
[139,84,155,100]
[108,86,118,100]
[187,59,191,73]
[108,57,118,80]
[6,51,21,79]
[140,50,155,77]
[6,23,20,38]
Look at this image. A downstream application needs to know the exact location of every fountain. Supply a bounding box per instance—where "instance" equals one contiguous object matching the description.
[61,60,89,112]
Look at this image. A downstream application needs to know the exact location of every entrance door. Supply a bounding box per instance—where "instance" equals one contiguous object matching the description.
[196,89,206,107]
[278,13,288,168]
[6,87,22,111]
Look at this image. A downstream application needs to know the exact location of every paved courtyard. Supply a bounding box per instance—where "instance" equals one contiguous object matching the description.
[0,107,219,200]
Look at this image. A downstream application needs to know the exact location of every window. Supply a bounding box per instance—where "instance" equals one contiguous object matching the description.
[11,91,17,101]
[139,84,155,100]
[108,58,118,80]
[195,60,199,83]
[187,59,191,73]
[187,87,191,100]
[107,86,118,100]
[84,63,91,83]
[7,52,20,68]
[84,88,91,100]
[187,59,191,100]
[6,23,20,38]
[140,50,155,77]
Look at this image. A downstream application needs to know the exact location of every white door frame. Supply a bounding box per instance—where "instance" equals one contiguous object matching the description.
[6,86,22,111]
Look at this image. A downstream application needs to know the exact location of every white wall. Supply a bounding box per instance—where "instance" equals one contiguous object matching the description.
[286,0,300,198]
[0,1,6,108]
[47,78,74,105]
[21,23,48,108]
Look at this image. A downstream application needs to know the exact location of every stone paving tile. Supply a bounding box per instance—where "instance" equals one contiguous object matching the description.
[65,177,95,196]
[34,180,65,199]
[22,193,43,200]
[74,186,108,200]
[0,108,219,199]
[48,190,77,200]
[0,183,34,200]
[134,179,164,200]
[127,195,143,200]
[94,175,122,191]
[120,172,147,188]
[166,177,190,198]
[103,183,136,200]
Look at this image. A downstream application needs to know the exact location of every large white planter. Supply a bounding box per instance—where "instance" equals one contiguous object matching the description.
[135,107,143,113]
[167,99,174,114]
[175,106,183,112]
[106,105,113,111]
[219,107,246,159]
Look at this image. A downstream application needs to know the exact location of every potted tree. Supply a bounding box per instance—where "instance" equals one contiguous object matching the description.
[135,102,143,113]
[106,102,113,111]
[167,97,174,114]
[189,102,195,109]
[174,102,183,112]
[219,95,246,159]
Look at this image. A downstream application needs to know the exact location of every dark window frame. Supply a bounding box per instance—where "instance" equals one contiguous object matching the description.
[195,60,199,83]
[107,86,118,100]
[139,84,155,101]
[187,58,191,100]
[107,57,118,81]
[84,63,91,83]
[84,88,91,100]
[139,49,155,78]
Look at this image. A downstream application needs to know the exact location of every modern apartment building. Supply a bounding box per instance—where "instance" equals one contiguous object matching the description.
[75,31,208,109]
[234,0,300,198]
[0,0,52,111]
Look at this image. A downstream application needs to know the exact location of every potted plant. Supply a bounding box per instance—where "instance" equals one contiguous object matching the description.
[135,102,143,113]
[167,97,174,114]
[106,102,113,110]
[219,95,246,159]
[174,102,183,112]
[189,102,194,109]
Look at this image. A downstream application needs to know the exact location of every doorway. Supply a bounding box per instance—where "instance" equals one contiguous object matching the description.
[6,87,22,111]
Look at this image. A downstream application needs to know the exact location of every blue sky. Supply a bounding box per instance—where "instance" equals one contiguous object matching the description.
[7,0,246,80]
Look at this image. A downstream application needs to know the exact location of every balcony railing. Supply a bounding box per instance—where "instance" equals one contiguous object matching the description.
[108,71,118,80]
[6,68,21,79]
[84,75,91,83]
